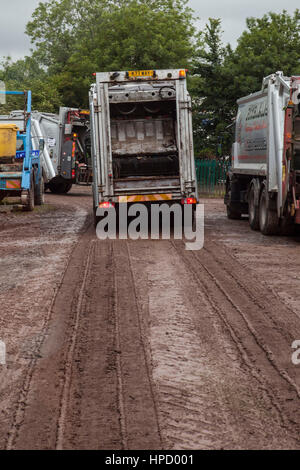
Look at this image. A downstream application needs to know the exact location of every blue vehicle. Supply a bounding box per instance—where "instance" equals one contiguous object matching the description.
[0,90,44,210]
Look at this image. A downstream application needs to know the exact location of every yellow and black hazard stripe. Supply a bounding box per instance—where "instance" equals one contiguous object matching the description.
[6,179,21,189]
[119,194,172,203]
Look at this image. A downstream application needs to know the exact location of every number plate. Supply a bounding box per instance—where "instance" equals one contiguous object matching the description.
[128,70,154,78]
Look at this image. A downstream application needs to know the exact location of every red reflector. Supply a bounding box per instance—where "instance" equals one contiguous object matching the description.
[181,197,197,205]
[99,201,115,208]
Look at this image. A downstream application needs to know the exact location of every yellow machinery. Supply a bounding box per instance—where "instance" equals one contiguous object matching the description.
[0,123,19,158]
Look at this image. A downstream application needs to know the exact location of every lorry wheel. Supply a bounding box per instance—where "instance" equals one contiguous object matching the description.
[280,211,295,236]
[35,175,45,206]
[248,185,259,230]
[23,176,35,212]
[49,181,72,194]
[93,207,100,228]
[64,182,73,193]
[259,186,278,235]
[227,205,241,219]
[226,190,242,219]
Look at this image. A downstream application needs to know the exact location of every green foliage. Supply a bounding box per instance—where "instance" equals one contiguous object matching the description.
[25,0,196,107]
[192,10,300,156]
[1,4,300,157]
[0,56,62,113]
[224,9,300,105]
[191,18,233,155]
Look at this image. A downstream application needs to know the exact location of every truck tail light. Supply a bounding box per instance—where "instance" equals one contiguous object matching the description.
[72,169,76,178]
[181,197,197,205]
[99,201,115,208]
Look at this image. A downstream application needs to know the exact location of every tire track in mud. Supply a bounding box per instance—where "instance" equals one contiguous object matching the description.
[9,235,162,449]
[4,220,95,450]
[59,239,162,450]
[112,244,128,451]
[125,241,163,448]
[129,239,300,449]
[128,240,239,450]
[171,239,300,446]
[5,192,300,449]
[204,241,300,339]
[198,242,300,400]
[55,240,95,450]
[4,216,93,450]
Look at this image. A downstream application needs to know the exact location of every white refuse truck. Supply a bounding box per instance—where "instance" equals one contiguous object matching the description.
[225,71,300,235]
[89,69,198,225]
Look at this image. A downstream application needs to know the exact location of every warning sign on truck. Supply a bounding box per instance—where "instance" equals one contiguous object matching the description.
[47,137,56,147]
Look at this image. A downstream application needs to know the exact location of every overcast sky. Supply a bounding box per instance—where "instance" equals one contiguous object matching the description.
[0,0,299,60]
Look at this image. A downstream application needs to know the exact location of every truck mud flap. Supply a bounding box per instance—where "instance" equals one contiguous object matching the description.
[60,140,73,180]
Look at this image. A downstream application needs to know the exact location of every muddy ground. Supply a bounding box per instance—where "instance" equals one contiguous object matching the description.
[1,187,300,449]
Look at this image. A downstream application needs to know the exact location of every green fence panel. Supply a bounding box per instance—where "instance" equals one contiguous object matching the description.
[195,158,230,196]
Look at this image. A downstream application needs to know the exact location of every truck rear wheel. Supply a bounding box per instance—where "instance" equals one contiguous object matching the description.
[23,176,35,212]
[248,184,259,230]
[49,180,72,194]
[227,206,242,219]
[93,206,100,228]
[35,175,45,206]
[226,190,242,220]
[259,186,278,235]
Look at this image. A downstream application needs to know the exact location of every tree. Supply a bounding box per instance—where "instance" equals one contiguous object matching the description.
[224,9,300,108]
[26,0,197,107]
[0,56,62,113]
[191,18,232,155]
[191,10,300,156]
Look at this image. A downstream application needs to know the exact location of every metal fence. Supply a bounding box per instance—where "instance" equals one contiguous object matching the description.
[195,158,230,196]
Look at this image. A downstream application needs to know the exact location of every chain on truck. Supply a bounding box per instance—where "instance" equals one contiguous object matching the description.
[89,69,198,226]
[225,71,300,235]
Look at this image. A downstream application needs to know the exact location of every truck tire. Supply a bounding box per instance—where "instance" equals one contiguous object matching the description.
[280,208,295,236]
[93,206,100,228]
[49,180,72,194]
[259,185,278,235]
[35,175,45,206]
[64,182,73,193]
[226,189,242,220]
[248,184,259,230]
[226,205,241,219]
[23,176,35,212]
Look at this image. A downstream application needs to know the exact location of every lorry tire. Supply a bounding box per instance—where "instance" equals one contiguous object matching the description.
[248,184,259,230]
[259,185,278,235]
[226,205,242,219]
[225,189,242,220]
[93,206,100,228]
[23,176,35,212]
[49,180,72,194]
[35,175,45,206]
[280,207,295,236]
[64,182,73,193]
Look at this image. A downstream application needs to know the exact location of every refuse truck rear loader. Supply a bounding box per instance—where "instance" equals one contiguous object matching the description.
[225,71,300,235]
[89,69,198,226]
